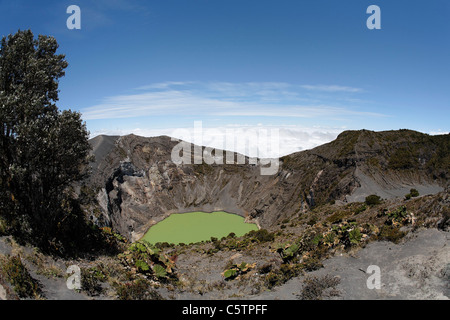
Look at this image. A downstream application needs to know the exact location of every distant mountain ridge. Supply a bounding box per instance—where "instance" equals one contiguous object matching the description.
[85,129,449,241]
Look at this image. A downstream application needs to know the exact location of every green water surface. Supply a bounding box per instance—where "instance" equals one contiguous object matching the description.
[142,211,258,245]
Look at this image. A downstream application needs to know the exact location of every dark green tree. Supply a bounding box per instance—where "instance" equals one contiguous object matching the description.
[0,30,93,253]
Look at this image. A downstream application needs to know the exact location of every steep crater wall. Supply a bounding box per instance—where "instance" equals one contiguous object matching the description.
[86,131,449,241]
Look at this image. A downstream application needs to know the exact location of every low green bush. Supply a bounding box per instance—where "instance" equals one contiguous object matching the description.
[378,225,406,243]
[365,194,381,206]
[245,229,275,242]
[405,188,420,199]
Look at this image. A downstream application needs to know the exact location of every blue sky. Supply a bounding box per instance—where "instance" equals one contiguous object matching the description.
[1,0,449,155]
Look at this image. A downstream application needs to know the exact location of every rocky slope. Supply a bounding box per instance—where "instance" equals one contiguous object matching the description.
[85,130,449,241]
[2,190,448,300]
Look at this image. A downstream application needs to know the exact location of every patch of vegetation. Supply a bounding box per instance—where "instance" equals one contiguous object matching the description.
[307,215,318,226]
[354,204,367,215]
[409,188,420,197]
[374,205,412,243]
[365,194,382,206]
[385,206,409,225]
[207,229,275,253]
[378,225,406,243]
[298,275,340,300]
[264,263,304,289]
[326,210,350,224]
[245,229,275,242]
[222,262,256,281]
[113,279,164,300]
[81,266,107,296]
[366,157,381,168]
[0,255,42,298]
[405,188,420,200]
[388,147,418,169]
[276,242,301,263]
[302,256,324,272]
[25,250,63,279]
[316,221,367,249]
[118,240,177,283]
[337,131,360,157]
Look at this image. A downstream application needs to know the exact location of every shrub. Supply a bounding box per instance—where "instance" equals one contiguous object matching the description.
[307,215,318,226]
[349,228,362,245]
[114,279,164,300]
[326,211,348,224]
[222,262,256,281]
[365,195,381,206]
[277,242,301,263]
[81,267,104,296]
[280,263,303,279]
[319,221,366,249]
[118,240,177,282]
[378,225,406,243]
[245,229,275,242]
[312,234,323,246]
[298,275,340,300]
[0,255,41,298]
[323,232,336,246]
[385,206,408,225]
[263,264,303,289]
[302,257,323,272]
[409,188,419,197]
[354,204,367,214]
[264,271,284,289]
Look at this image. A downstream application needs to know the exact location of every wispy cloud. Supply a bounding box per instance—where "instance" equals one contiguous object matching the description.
[81,81,382,120]
[300,84,363,93]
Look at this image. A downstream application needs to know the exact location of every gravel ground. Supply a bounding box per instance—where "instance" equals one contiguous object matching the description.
[253,228,449,300]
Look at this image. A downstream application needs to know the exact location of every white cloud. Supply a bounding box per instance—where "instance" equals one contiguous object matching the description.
[82,81,382,120]
[300,84,363,93]
[429,130,449,135]
[90,124,343,158]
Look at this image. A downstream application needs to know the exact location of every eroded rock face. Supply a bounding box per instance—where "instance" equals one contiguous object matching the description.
[88,135,303,240]
[87,131,449,241]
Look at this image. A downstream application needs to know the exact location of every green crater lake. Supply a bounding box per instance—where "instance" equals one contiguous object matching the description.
[142,211,258,245]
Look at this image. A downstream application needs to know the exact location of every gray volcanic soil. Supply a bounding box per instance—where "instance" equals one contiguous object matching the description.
[346,168,444,203]
[253,228,449,300]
